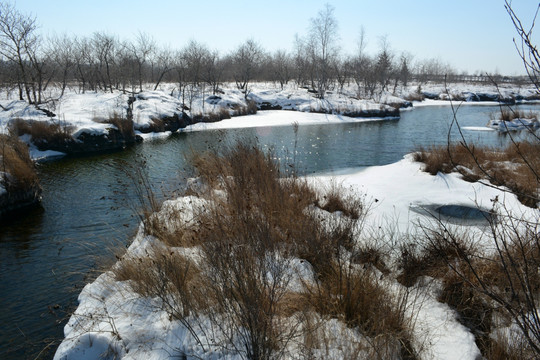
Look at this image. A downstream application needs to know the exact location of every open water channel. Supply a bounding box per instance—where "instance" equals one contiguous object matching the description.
[1,103,538,359]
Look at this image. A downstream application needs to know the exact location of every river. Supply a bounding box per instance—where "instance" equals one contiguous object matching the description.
[0,103,537,359]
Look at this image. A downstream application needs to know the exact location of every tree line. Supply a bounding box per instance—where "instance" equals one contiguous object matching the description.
[0,3,523,106]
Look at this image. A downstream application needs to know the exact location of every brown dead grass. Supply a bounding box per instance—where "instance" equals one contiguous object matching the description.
[9,118,74,149]
[114,141,418,359]
[100,112,135,139]
[414,142,540,207]
[410,222,540,358]
[0,133,39,192]
[498,108,538,121]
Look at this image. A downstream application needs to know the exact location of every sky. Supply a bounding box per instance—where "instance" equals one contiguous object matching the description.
[11,0,540,76]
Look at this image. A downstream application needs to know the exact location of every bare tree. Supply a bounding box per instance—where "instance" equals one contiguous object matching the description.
[91,32,118,93]
[375,36,393,95]
[231,38,264,98]
[127,32,156,92]
[308,3,339,98]
[292,34,310,87]
[269,49,292,89]
[48,34,75,96]
[153,47,174,91]
[201,49,223,95]
[73,36,94,93]
[0,2,40,103]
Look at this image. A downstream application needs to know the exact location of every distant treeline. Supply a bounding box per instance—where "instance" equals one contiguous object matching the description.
[0,2,529,105]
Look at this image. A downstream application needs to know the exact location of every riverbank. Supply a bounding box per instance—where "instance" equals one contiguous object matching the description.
[54,144,537,360]
[0,81,537,161]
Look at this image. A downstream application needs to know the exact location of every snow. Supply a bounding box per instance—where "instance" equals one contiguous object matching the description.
[407,280,482,360]
[312,154,533,238]
[134,130,172,141]
[181,110,396,132]
[461,126,496,132]
[54,152,537,360]
[0,81,537,150]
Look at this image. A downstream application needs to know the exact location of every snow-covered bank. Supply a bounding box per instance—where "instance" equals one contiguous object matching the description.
[1,81,536,158]
[54,154,536,360]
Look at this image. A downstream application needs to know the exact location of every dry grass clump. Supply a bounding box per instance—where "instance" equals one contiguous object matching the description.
[9,118,74,149]
[498,108,538,121]
[316,181,363,219]
[114,141,417,359]
[404,92,425,102]
[192,108,232,123]
[190,101,255,124]
[414,142,540,207]
[304,261,416,358]
[0,133,39,192]
[412,219,540,358]
[100,112,135,139]
[231,100,258,116]
[114,247,204,316]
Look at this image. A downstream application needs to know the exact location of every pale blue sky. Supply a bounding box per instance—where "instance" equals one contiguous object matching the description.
[12,0,539,75]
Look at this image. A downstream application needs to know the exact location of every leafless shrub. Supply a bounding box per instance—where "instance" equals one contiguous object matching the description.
[402,91,424,103]
[231,100,258,117]
[218,107,231,120]
[113,140,419,358]
[418,212,540,357]
[246,99,258,114]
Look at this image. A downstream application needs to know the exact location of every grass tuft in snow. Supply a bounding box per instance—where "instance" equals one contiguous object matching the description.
[9,118,73,149]
[112,140,418,359]
[96,112,135,140]
[497,108,538,121]
[414,142,540,207]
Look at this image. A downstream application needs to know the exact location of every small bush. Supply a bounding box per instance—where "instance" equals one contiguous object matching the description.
[304,261,416,358]
[247,99,258,114]
[115,140,419,359]
[231,100,258,117]
[218,107,231,120]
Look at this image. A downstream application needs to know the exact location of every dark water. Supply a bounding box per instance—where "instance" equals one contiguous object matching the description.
[0,104,538,359]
